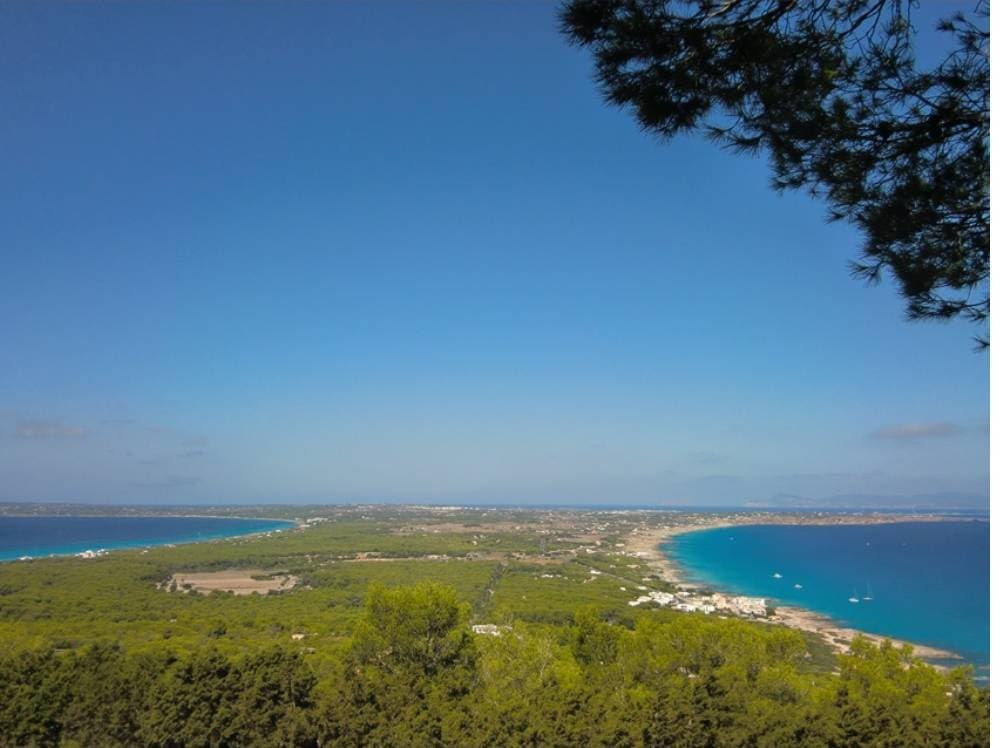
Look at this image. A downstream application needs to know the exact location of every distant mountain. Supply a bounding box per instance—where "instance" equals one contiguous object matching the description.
[744,492,988,511]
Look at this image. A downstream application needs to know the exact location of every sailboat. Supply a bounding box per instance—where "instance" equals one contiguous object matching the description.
[848,589,860,604]
[862,583,873,602]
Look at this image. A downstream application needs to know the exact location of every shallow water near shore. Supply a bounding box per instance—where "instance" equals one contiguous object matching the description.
[0,515,295,561]
[667,521,989,677]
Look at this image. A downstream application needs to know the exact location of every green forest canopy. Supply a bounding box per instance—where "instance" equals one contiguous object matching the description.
[0,582,989,746]
[0,510,988,746]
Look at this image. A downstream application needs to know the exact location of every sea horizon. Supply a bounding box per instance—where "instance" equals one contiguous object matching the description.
[0,501,988,515]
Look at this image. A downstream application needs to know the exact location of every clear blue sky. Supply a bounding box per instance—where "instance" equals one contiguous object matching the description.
[0,1,988,506]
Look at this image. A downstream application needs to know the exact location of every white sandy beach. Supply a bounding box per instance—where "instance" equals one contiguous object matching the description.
[625,519,959,662]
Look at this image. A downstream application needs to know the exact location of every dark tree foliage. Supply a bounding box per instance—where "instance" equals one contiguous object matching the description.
[561,0,989,345]
[0,597,990,747]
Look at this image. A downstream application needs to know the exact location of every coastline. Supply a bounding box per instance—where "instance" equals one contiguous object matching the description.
[626,517,963,662]
[1,515,297,563]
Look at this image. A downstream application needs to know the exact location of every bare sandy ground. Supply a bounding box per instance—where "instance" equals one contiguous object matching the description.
[625,519,959,661]
[768,604,955,660]
[626,523,733,585]
[169,570,298,596]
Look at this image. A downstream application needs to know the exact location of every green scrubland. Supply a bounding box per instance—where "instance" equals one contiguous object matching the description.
[0,514,987,746]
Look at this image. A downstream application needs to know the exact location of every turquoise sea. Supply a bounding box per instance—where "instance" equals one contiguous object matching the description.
[0,515,295,561]
[667,521,989,675]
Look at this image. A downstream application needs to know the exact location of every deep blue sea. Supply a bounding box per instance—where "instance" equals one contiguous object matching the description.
[0,516,294,561]
[667,521,989,674]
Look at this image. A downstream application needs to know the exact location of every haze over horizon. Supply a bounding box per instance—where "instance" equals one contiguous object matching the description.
[1,2,987,508]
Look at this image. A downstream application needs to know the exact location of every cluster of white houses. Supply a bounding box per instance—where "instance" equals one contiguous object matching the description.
[629,589,768,619]
[75,548,108,559]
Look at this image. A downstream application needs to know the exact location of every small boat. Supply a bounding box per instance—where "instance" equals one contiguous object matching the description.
[862,583,873,602]
[848,589,860,604]
[793,583,803,590]
[773,572,782,579]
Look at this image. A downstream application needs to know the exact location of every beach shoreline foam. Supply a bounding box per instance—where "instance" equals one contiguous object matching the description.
[1,515,297,563]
